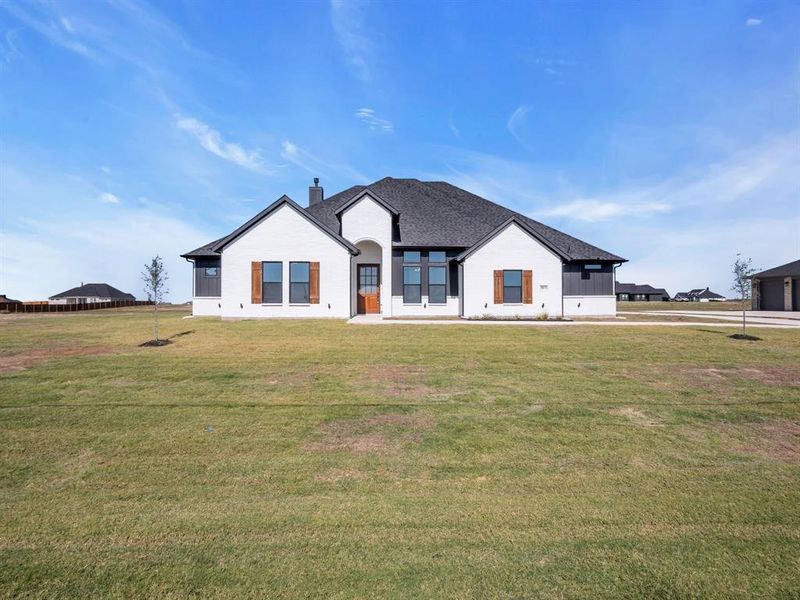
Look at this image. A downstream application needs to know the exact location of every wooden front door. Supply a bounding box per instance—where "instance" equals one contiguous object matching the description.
[357,264,380,314]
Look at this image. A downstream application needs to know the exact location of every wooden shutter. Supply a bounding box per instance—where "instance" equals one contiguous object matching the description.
[493,270,503,304]
[522,270,533,304]
[309,262,320,304]
[251,261,262,304]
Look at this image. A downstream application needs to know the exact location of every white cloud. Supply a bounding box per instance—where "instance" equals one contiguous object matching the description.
[354,108,393,133]
[99,192,121,204]
[176,116,266,172]
[281,140,368,182]
[541,199,670,222]
[507,104,533,144]
[746,18,762,26]
[330,0,372,82]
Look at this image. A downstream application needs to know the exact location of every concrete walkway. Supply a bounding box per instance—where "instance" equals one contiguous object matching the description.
[347,315,800,328]
[619,310,800,327]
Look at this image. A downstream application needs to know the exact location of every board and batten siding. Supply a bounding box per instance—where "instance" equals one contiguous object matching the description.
[220,203,351,318]
[193,258,222,297]
[461,222,563,318]
[389,249,461,316]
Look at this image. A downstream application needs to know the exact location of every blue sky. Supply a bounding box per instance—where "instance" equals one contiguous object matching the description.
[1,0,798,301]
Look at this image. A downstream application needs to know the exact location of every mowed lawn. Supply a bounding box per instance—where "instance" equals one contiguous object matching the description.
[1,309,799,598]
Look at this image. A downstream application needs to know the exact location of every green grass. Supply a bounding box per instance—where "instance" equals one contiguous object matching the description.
[1,308,799,598]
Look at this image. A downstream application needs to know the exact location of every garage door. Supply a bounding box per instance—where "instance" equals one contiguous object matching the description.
[760,279,784,311]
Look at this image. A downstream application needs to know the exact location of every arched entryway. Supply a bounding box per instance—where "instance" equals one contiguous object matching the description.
[353,240,382,315]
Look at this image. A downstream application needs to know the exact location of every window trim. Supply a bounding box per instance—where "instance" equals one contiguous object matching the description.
[289,261,311,304]
[503,269,523,304]
[262,261,282,305]
[403,265,422,305]
[203,266,219,278]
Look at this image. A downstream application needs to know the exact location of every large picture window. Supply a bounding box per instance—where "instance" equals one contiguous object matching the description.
[403,266,421,304]
[290,262,310,304]
[503,270,522,303]
[262,262,282,304]
[428,266,446,304]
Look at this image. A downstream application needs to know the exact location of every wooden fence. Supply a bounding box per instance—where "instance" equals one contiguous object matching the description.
[0,300,153,313]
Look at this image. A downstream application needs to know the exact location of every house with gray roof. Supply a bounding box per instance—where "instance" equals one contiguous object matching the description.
[615,283,670,302]
[751,259,800,311]
[49,283,136,305]
[673,287,726,302]
[181,177,626,319]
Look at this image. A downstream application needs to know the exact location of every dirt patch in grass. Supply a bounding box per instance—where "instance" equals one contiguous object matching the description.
[314,468,367,482]
[609,407,662,427]
[721,419,800,465]
[364,365,435,400]
[305,411,435,456]
[627,365,800,391]
[0,345,113,374]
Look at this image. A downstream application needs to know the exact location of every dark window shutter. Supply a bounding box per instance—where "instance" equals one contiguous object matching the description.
[493,270,503,304]
[522,270,533,304]
[309,262,320,304]
[251,261,262,304]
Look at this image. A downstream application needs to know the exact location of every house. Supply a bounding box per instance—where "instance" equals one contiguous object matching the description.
[0,294,22,304]
[751,259,799,311]
[615,282,670,302]
[181,177,626,319]
[48,283,136,305]
[674,288,726,302]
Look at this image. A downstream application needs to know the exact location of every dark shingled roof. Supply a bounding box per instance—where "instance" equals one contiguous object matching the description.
[183,177,625,262]
[49,283,135,300]
[753,259,800,279]
[616,282,670,296]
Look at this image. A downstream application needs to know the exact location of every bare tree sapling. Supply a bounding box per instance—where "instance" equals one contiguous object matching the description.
[142,256,169,342]
[730,254,756,337]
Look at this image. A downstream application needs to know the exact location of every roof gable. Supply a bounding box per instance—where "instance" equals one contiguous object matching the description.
[753,259,800,279]
[454,217,570,262]
[334,188,399,217]
[209,195,358,255]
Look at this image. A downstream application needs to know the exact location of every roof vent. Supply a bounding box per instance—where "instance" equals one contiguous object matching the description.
[308,178,323,206]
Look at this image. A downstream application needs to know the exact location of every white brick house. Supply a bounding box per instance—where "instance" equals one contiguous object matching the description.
[182,178,626,319]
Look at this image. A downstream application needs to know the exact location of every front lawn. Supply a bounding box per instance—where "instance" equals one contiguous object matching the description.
[1,309,799,598]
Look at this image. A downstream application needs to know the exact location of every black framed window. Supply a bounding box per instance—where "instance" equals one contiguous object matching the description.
[619,293,629,301]
[584,264,602,270]
[403,266,421,303]
[262,261,282,304]
[428,265,446,304]
[204,266,219,277]
[403,250,421,263]
[503,270,522,303]
[289,262,310,303]
[428,250,446,263]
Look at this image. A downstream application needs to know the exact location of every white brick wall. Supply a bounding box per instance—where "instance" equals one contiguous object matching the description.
[563,295,616,317]
[391,296,460,316]
[340,195,393,316]
[192,297,222,316]
[219,203,351,318]
[462,223,564,318]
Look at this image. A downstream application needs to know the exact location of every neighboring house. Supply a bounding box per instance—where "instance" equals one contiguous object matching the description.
[181,177,626,319]
[615,282,670,302]
[751,259,799,311]
[674,288,726,302]
[0,294,22,304]
[48,283,136,305]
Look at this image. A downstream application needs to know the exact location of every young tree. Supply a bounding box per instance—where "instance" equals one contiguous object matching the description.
[731,254,757,336]
[142,255,169,342]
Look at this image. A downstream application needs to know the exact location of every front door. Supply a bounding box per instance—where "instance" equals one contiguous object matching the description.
[357,264,380,314]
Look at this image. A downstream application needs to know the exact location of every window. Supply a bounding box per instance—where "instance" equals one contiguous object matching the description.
[262,262,282,304]
[503,270,522,303]
[619,293,629,301]
[584,264,602,270]
[634,293,646,301]
[428,266,446,304]
[403,266,421,303]
[428,250,446,263]
[289,262,310,303]
[204,266,219,277]
[403,250,421,263]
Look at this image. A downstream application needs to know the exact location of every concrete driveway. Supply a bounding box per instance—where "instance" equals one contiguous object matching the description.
[618,310,800,327]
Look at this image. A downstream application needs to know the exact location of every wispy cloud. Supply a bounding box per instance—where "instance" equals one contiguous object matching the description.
[746,18,763,26]
[540,200,670,222]
[1,29,24,65]
[330,0,372,82]
[354,108,394,133]
[99,192,121,204]
[176,117,267,172]
[507,104,533,144]
[281,140,368,182]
